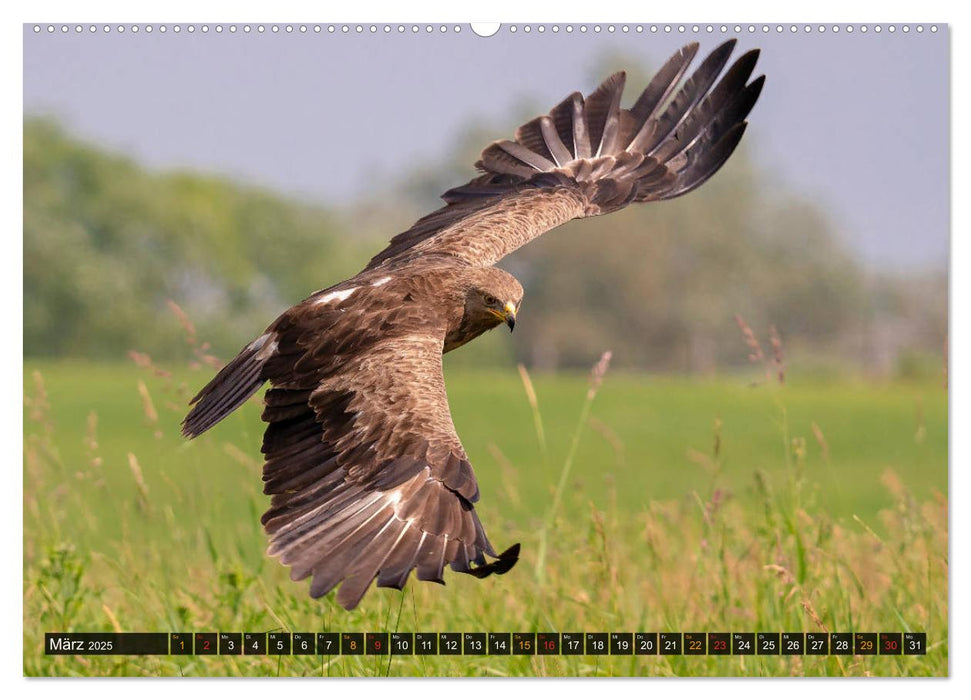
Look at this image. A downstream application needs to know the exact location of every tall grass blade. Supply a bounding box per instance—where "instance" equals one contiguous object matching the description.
[534,351,612,584]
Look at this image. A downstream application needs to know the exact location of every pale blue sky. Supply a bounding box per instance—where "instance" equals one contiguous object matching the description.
[23,23,949,270]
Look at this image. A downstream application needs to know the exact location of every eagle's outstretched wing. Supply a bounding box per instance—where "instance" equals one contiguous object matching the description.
[366,40,763,271]
[185,288,518,610]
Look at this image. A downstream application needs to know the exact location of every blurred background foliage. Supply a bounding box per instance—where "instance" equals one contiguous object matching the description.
[24,113,947,379]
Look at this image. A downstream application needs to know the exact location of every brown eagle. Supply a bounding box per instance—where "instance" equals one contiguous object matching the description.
[183,40,764,610]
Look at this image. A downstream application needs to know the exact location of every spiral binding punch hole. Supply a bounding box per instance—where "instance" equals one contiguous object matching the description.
[470,23,501,38]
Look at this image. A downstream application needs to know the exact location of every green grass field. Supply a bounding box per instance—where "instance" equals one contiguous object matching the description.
[23,358,948,676]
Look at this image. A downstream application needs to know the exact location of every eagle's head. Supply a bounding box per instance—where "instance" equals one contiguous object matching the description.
[443,267,523,353]
[463,267,523,333]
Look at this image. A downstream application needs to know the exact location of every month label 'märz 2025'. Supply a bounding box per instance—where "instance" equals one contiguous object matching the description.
[45,633,169,655]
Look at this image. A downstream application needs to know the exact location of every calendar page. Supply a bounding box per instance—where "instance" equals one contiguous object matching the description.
[23,19,949,679]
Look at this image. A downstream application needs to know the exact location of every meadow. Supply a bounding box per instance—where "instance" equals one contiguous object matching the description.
[23,354,948,677]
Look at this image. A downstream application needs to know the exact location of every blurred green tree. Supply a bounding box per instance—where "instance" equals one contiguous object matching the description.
[24,118,371,361]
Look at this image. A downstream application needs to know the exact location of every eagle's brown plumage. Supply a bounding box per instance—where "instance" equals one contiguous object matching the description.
[182,40,764,610]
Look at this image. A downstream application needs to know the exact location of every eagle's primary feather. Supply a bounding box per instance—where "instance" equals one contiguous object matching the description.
[182,40,763,610]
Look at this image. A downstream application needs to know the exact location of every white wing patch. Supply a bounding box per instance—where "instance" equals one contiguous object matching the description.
[247,333,272,350]
[248,332,279,360]
[371,276,392,287]
[315,287,358,305]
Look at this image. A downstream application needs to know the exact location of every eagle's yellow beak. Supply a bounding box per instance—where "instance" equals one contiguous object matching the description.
[503,301,517,332]
[488,301,518,331]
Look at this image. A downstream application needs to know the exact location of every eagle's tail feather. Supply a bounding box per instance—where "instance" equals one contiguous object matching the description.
[466,39,763,215]
[181,332,276,438]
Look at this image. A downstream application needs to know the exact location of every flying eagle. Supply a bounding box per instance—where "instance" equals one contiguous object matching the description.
[183,40,764,610]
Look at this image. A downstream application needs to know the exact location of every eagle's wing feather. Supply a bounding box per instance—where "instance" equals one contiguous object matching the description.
[365,39,763,271]
[256,301,518,610]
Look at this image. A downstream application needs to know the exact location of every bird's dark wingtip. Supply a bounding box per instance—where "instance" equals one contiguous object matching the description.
[463,542,521,579]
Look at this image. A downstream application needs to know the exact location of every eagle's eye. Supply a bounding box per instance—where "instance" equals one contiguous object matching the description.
[483,294,498,306]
